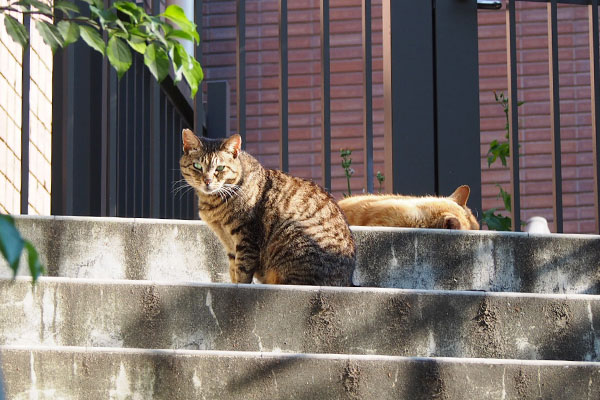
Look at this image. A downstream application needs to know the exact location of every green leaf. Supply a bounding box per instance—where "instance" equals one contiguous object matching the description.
[482,209,512,231]
[80,0,104,9]
[161,5,199,43]
[127,38,146,54]
[35,20,65,52]
[28,0,52,15]
[497,185,512,212]
[3,15,29,48]
[24,241,44,282]
[57,20,80,46]
[80,25,105,56]
[90,5,117,29]
[107,35,132,78]
[0,215,25,276]
[181,52,203,97]
[12,1,32,12]
[128,26,150,39]
[113,1,143,24]
[144,43,169,82]
[54,1,80,15]
[166,29,196,42]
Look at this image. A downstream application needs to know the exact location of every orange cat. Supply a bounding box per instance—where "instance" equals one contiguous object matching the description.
[337,185,480,230]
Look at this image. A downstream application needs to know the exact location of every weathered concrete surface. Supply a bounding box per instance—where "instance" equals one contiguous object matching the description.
[3,215,600,293]
[2,277,600,361]
[2,345,600,400]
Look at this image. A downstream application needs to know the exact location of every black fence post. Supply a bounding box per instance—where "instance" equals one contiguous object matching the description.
[382,0,435,195]
[51,30,103,216]
[20,13,30,215]
[206,81,230,139]
[434,0,482,215]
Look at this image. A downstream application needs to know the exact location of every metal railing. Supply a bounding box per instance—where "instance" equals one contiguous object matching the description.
[50,0,198,219]
[506,0,600,232]
[214,0,599,233]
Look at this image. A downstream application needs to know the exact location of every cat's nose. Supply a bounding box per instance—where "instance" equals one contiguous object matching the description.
[204,177,212,185]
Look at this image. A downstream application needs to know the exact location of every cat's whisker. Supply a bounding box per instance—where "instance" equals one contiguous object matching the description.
[172,180,192,196]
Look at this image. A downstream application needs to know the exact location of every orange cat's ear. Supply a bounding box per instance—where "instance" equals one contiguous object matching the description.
[444,215,462,230]
[222,134,242,158]
[182,129,201,153]
[450,185,470,207]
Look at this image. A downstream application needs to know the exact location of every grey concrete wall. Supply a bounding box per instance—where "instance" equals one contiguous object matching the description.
[3,216,600,293]
[2,346,600,400]
[1,277,600,361]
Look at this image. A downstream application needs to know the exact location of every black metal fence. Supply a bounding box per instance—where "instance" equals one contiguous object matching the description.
[506,0,600,232]
[50,0,198,219]
[214,0,599,233]
[223,0,484,216]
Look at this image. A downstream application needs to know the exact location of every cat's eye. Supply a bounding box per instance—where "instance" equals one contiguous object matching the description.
[193,162,203,171]
[216,165,225,172]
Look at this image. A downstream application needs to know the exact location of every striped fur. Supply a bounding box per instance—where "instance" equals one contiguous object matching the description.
[338,185,480,230]
[179,130,356,286]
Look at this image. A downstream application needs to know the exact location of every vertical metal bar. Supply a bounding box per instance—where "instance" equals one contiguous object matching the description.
[117,77,127,216]
[434,0,482,216]
[279,0,289,172]
[206,81,231,138]
[362,0,373,193]
[548,0,563,233]
[178,116,187,219]
[150,0,161,217]
[159,94,166,218]
[194,0,205,137]
[101,0,118,217]
[132,56,138,217]
[506,0,521,231]
[134,56,143,217]
[142,67,151,217]
[382,0,435,195]
[20,14,30,214]
[136,55,148,218]
[171,105,176,218]
[51,44,65,215]
[590,0,600,233]
[236,0,246,145]
[126,61,135,217]
[320,0,331,191]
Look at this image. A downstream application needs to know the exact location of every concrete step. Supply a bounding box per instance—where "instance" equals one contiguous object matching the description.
[5,215,600,293]
[2,345,600,399]
[2,277,600,361]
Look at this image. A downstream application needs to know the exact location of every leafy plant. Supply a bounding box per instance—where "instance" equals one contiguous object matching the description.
[340,149,354,197]
[1,0,203,97]
[0,214,44,282]
[339,149,385,197]
[376,171,384,193]
[481,91,523,231]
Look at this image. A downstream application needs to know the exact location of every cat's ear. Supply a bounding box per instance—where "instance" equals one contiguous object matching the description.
[450,185,470,207]
[222,134,242,158]
[182,129,201,153]
[444,216,462,230]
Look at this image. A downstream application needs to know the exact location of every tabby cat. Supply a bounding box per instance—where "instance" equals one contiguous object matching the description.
[337,185,480,230]
[179,129,356,286]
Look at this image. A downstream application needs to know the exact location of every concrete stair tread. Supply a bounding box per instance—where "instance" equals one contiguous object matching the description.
[4,215,599,293]
[2,276,600,361]
[2,344,600,399]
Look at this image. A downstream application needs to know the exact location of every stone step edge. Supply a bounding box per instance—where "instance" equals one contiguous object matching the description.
[3,344,600,367]
[5,345,599,399]
[14,213,600,240]
[11,276,600,301]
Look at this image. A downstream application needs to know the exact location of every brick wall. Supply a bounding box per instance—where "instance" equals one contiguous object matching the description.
[201,0,598,233]
[0,2,52,215]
